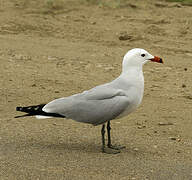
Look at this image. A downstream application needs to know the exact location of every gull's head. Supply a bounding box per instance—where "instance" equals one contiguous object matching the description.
[122,48,163,71]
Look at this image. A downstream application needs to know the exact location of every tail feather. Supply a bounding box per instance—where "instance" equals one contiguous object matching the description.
[15,104,65,118]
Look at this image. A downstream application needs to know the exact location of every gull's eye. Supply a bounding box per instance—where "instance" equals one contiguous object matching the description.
[141,54,145,57]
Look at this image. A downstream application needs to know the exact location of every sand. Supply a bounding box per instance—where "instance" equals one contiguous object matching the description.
[0,0,192,179]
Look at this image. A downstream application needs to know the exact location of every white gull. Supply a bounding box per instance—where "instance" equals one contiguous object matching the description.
[16,48,163,154]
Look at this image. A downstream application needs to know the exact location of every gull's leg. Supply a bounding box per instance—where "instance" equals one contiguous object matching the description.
[101,123,120,154]
[101,124,105,153]
[107,121,112,147]
[107,121,126,150]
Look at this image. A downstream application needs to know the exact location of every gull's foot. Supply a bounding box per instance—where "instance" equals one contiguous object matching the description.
[107,144,126,150]
[102,147,120,154]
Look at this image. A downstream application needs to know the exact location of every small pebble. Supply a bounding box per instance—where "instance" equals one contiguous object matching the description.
[177,138,181,142]
[119,32,133,41]
[169,137,177,140]
[182,84,186,88]
[184,94,192,100]
[169,3,182,8]
[158,122,174,126]
[137,125,146,129]
[31,84,36,87]
[153,145,158,148]
[129,4,137,8]
[186,53,192,57]
[48,56,58,61]
[131,177,136,180]
[90,21,96,25]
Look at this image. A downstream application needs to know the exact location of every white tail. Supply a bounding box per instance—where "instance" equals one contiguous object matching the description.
[36,115,53,119]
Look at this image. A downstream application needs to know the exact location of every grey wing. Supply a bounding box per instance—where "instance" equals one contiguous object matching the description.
[43,96,129,125]
[43,85,130,125]
[72,84,127,100]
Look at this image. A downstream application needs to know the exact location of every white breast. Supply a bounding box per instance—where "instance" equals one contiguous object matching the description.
[116,72,144,119]
[117,85,144,119]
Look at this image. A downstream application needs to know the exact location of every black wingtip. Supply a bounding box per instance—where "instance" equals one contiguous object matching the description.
[16,107,22,111]
[15,104,65,119]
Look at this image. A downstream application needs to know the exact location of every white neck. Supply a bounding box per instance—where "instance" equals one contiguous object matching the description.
[121,64,143,77]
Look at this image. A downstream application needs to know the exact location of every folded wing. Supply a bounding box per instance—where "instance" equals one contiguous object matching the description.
[43,85,130,125]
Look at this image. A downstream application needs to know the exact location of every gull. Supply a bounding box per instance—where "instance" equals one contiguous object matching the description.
[16,48,163,154]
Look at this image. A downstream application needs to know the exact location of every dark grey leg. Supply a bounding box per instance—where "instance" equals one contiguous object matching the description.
[107,121,112,147]
[107,121,126,150]
[101,123,120,154]
[101,124,105,153]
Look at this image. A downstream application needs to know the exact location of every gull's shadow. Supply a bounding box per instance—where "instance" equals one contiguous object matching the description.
[22,140,102,154]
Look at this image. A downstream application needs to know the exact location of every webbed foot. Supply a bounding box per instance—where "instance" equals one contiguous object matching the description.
[102,147,120,154]
[108,144,126,150]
